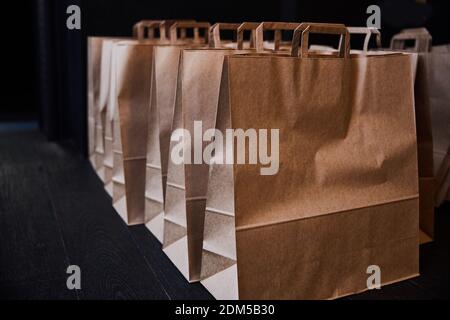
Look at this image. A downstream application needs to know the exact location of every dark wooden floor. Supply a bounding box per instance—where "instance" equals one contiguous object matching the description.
[0,130,449,300]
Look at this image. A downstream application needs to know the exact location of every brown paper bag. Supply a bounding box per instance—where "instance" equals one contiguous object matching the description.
[144,21,210,239]
[391,28,436,241]
[90,35,132,182]
[334,27,435,242]
[103,21,164,195]
[89,21,164,188]
[111,23,170,225]
[102,38,132,194]
[88,36,125,181]
[427,44,450,206]
[337,27,438,242]
[144,22,212,242]
[112,42,154,224]
[113,21,209,225]
[162,22,266,282]
[335,27,440,241]
[96,38,119,182]
[87,37,103,174]
[103,41,120,196]
[97,36,137,183]
[200,23,419,300]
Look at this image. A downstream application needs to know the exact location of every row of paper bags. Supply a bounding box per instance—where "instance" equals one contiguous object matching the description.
[87,21,450,299]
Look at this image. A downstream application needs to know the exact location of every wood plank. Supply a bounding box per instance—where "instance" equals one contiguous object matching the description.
[0,278,78,300]
[42,154,170,299]
[0,162,70,286]
[129,225,213,300]
[1,131,449,299]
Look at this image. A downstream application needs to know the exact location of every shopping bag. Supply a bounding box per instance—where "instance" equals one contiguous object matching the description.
[88,35,127,181]
[96,38,119,182]
[103,40,119,196]
[111,22,170,225]
[103,21,164,195]
[246,25,436,242]
[161,22,271,282]
[144,21,211,241]
[391,28,438,241]
[336,27,436,242]
[338,27,435,243]
[87,37,103,174]
[200,23,419,299]
[113,21,211,225]
[426,44,450,206]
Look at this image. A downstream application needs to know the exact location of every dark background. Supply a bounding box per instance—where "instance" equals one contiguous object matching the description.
[3,0,450,155]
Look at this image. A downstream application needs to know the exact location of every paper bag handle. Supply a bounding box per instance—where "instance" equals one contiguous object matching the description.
[291,23,350,58]
[236,22,260,50]
[344,27,381,53]
[255,22,302,52]
[170,21,210,44]
[390,28,432,53]
[133,20,156,38]
[209,23,241,48]
[133,20,167,40]
[160,20,196,40]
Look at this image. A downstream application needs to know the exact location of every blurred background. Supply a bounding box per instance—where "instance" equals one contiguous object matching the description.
[2,0,449,155]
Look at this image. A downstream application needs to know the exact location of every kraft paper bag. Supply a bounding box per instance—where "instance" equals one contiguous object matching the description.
[88,36,125,181]
[103,39,127,196]
[391,28,437,241]
[87,37,103,174]
[112,35,168,225]
[336,27,442,242]
[162,22,299,282]
[427,44,450,206]
[96,39,118,182]
[112,22,207,225]
[332,27,435,242]
[90,21,164,188]
[95,35,135,182]
[88,21,168,186]
[161,23,270,282]
[336,27,435,243]
[144,22,212,242]
[102,20,165,197]
[200,23,419,300]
